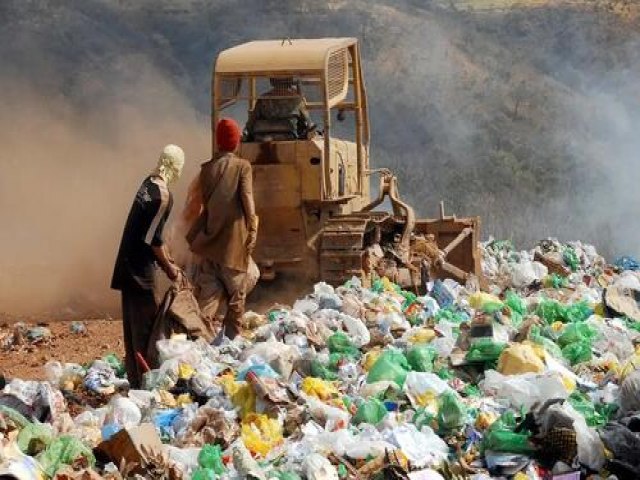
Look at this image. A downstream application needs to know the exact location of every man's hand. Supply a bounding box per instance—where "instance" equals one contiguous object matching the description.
[165,263,180,282]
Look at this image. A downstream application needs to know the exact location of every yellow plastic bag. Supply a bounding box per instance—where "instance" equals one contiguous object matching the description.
[301,377,338,401]
[497,343,545,375]
[158,390,177,408]
[407,328,436,345]
[469,292,501,310]
[362,349,383,371]
[241,414,283,457]
[178,363,195,380]
[522,340,546,361]
[218,374,256,418]
[621,349,640,379]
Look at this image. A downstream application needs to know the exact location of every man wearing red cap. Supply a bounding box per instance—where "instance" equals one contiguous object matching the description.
[186,118,258,340]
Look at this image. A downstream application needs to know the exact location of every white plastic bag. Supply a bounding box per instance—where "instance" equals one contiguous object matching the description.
[384,424,449,468]
[340,313,370,347]
[404,372,452,408]
[510,261,548,288]
[480,370,568,410]
[108,396,141,429]
[304,453,339,480]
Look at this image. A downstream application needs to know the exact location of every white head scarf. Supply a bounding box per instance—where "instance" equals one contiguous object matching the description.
[153,144,185,185]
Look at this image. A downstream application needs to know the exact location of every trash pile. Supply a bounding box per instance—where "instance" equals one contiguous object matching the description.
[1,239,640,480]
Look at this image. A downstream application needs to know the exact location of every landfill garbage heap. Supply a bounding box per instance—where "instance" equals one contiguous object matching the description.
[1,238,640,480]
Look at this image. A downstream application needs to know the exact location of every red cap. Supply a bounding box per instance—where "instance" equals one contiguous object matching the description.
[216,118,241,152]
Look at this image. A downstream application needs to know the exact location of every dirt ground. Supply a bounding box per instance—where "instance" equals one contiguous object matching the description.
[0,274,313,382]
[0,319,125,381]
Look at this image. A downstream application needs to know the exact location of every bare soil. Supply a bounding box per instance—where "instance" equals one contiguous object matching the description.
[0,319,124,381]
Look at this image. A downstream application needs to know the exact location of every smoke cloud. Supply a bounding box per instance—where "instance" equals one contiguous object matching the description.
[0,57,208,317]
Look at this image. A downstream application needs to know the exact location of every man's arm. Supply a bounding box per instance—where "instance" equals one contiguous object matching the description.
[239,162,258,254]
[152,245,179,281]
[182,174,203,229]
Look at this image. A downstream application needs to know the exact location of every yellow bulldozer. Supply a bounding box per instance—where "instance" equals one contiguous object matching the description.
[212,37,482,292]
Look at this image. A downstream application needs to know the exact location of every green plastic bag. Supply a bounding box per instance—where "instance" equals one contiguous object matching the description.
[37,435,95,478]
[352,398,388,425]
[483,428,534,454]
[198,444,225,474]
[465,339,506,364]
[562,341,592,365]
[563,247,580,272]
[327,332,360,357]
[192,468,216,480]
[401,291,418,311]
[504,291,526,327]
[406,345,436,372]
[310,359,339,381]
[529,325,563,360]
[482,411,533,454]
[435,307,469,324]
[434,366,455,380]
[17,423,53,455]
[536,299,591,324]
[557,322,597,348]
[437,391,467,432]
[462,383,481,398]
[568,392,607,428]
[413,408,437,430]
[103,353,126,377]
[367,350,410,387]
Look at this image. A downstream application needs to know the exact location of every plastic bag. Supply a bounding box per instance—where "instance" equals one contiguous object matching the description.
[367,350,410,387]
[103,353,126,377]
[504,291,527,326]
[562,341,592,365]
[568,392,608,428]
[326,332,360,358]
[469,292,503,313]
[310,359,339,381]
[482,426,533,454]
[301,377,339,401]
[563,246,579,272]
[108,396,142,429]
[497,344,545,375]
[465,339,506,364]
[198,444,225,474]
[404,372,451,408]
[304,453,339,480]
[340,313,370,347]
[37,435,96,478]
[536,299,591,324]
[436,391,467,432]
[529,326,564,360]
[241,413,284,457]
[557,322,596,348]
[352,398,388,426]
[17,423,53,455]
[406,345,436,372]
[480,370,569,410]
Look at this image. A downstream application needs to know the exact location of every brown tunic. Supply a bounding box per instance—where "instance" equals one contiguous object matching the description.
[187,153,256,272]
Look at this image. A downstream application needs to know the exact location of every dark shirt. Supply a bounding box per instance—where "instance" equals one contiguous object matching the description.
[111,176,173,291]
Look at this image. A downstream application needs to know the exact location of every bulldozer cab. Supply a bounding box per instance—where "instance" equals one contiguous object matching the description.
[212,38,483,289]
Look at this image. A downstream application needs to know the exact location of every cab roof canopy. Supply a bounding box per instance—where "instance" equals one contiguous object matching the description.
[215,37,357,74]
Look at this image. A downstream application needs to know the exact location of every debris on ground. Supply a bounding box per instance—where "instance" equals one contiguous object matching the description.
[1,238,639,479]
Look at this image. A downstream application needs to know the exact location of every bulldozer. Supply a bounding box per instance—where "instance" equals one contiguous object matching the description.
[212,37,482,292]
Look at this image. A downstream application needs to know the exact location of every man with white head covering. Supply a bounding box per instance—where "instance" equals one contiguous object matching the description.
[111,144,185,388]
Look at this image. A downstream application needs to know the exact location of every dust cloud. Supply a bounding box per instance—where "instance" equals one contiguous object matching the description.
[0,57,209,317]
